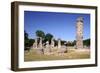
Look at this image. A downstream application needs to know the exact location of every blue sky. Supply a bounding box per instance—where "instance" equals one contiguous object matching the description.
[24,11,90,41]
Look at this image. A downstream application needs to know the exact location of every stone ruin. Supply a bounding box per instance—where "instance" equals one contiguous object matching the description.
[76,17,83,49]
[51,38,54,49]
[32,17,84,55]
[44,41,51,55]
[33,38,37,48]
[32,38,67,55]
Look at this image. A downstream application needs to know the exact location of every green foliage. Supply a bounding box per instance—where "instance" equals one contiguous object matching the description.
[24,31,28,40]
[36,30,45,39]
[25,30,54,49]
[54,39,58,46]
[24,31,35,51]
[66,40,76,46]
[24,31,29,47]
[25,29,90,50]
[83,39,90,46]
[25,39,35,47]
[25,39,29,47]
[61,40,66,45]
[66,42,73,46]
[28,39,35,47]
[44,33,53,44]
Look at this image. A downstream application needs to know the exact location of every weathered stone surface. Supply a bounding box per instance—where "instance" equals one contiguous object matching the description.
[33,38,37,49]
[51,38,54,48]
[58,39,61,49]
[44,41,51,54]
[76,17,83,49]
[35,37,44,54]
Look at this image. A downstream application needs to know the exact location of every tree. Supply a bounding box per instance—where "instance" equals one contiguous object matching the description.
[24,31,29,47]
[24,31,30,50]
[54,39,58,46]
[36,30,45,39]
[24,31,35,51]
[44,33,53,44]
[66,41,75,46]
[28,39,35,47]
[61,40,66,46]
[83,39,90,46]
[24,31,28,40]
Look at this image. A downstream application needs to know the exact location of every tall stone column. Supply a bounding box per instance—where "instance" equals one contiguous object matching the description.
[44,41,51,54]
[36,37,44,54]
[33,38,37,49]
[58,39,61,49]
[76,17,83,49]
[51,38,54,48]
[46,41,49,48]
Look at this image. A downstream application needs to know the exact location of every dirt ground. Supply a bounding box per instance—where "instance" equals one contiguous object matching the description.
[24,48,90,61]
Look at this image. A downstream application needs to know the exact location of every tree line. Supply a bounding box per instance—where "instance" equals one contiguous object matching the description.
[25,30,90,49]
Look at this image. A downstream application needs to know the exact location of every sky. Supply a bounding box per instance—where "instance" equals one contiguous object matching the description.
[24,11,90,41]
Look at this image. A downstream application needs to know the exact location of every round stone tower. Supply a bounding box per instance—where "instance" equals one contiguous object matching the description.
[76,17,83,49]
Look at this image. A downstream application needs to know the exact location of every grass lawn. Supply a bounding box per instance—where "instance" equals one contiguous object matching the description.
[24,48,90,62]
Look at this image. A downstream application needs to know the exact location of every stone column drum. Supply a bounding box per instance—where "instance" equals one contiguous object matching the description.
[76,17,83,49]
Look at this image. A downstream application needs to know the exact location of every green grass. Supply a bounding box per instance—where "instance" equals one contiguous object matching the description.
[24,48,90,62]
